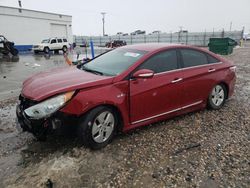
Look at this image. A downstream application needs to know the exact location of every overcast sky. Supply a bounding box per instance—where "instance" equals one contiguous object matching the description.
[0,0,250,35]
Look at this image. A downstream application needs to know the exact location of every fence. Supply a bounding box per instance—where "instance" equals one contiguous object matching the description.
[74,30,243,47]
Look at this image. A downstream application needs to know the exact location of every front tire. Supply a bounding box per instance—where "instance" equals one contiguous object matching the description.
[44,47,49,54]
[208,84,226,110]
[78,106,117,149]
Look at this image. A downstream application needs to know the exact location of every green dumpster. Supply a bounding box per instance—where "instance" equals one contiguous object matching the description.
[208,38,237,55]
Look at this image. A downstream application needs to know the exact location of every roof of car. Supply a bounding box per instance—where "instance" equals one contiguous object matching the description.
[121,43,186,52]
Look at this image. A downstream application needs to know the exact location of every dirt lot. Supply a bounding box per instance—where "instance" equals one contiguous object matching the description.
[0,45,249,188]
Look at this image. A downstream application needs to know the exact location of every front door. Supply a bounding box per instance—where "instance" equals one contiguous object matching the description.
[129,50,183,124]
[50,38,58,50]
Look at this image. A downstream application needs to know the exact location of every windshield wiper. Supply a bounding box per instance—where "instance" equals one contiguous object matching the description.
[82,66,103,75]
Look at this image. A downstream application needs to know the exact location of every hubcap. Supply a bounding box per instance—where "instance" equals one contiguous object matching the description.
[92,111,115,143]
[211,85,224,106]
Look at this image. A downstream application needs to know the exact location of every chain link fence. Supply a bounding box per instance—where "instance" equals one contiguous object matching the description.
[74,30,243,47]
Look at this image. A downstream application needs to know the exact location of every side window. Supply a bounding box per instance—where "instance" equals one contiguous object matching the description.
[139,50,178,73]
[63,39,67,42]
[57,39,62,43]
[207,54,220,64]
[181,49,208,68]
[51,39,57,44]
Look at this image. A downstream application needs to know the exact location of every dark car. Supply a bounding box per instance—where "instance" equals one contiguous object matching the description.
[16,43,236,149]
[105,40,127,48]
[0,35,18,56]
[130,30,146,35]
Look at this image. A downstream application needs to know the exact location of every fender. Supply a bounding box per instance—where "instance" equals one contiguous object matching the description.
[60,80,131,129]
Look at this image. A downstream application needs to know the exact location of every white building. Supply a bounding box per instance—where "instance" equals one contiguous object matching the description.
[0,5,73,51]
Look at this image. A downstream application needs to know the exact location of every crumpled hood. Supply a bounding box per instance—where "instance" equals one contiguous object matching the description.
[22,66,113,101]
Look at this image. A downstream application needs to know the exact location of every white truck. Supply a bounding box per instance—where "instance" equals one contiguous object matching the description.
[32,38,70,54]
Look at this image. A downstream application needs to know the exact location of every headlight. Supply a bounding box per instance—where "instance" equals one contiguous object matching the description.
[24,91,75,119]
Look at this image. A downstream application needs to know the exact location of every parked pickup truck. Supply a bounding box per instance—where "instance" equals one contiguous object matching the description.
[32,38,70,54]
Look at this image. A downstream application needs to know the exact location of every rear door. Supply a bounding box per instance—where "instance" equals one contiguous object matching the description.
[130,50,183,124]
[179,48,221,107]
[57,38,63,48]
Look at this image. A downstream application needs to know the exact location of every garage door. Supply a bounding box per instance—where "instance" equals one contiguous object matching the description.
[50,24,67,38]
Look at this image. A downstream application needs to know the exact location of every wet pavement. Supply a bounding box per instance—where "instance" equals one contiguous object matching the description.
[0,45,250,187]
[0,47,109,101]
[0,53,68,101]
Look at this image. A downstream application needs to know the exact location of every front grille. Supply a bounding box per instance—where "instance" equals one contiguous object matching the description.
[19,95,37,110]
[33,45,39,48]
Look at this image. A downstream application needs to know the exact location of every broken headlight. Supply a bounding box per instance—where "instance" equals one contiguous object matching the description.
[24,91,75,119]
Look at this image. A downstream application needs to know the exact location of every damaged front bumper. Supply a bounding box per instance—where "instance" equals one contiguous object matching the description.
[16,96,78,140]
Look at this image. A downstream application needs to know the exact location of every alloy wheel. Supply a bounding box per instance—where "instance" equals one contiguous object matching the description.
[92,111,115,143]
[211,85,225,106]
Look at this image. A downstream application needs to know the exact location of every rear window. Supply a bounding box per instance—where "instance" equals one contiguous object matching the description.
[181,49,208,68]
[63,39,67,42]
[207,54,220,64]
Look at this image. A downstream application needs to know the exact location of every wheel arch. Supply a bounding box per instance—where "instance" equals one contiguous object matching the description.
[79,103,124,133]
[217,81,229,99]
[43,46,49,51]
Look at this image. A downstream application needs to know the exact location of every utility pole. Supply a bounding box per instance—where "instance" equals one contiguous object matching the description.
[230,21,232,31]
[18,0,22,13]
[18,0,22,7]
[101,12,106,36]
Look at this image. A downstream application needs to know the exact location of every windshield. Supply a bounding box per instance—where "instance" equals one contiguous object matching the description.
[41,39,50,43]
[80,48,147,76]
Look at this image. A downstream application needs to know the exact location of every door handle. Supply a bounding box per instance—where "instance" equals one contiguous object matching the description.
[208,68,216,73]
[171,78,183,83]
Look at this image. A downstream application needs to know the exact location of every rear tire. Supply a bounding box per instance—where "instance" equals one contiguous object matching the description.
[208,84,227,110]
[78,106,117,149]
[62,46,67,53]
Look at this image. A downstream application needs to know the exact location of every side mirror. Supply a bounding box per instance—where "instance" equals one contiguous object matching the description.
[132,69,154,79]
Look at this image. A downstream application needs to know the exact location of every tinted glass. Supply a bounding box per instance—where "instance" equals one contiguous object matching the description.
[139,50,178,73]
[41,39,50,43]
[81,49,147,76]
[63,39,67,42]
[207,54,220,64]
[181,49,208,67]
[51,39,56,44]
[57,39,62,43]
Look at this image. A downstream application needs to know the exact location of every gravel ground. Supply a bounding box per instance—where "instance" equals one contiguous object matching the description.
[0,45,249,188]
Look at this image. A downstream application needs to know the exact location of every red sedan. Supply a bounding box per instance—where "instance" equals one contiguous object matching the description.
[16,43,236,149]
